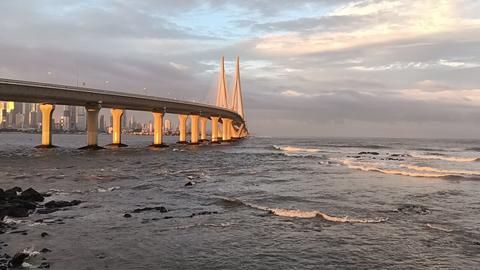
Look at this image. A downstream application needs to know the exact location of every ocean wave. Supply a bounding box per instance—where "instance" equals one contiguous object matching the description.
[411,153,479,163]
[426,223,453,233]
[401,164,480,176]
[272,145,321,153]
[341,160,449,178]
[219,198,387,224]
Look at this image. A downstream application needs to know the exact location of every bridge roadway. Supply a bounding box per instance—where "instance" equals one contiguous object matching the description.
[0,78,244,124]
[0,78,246,148]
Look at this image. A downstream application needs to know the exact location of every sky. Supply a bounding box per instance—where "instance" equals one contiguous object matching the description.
[1,0,480,138]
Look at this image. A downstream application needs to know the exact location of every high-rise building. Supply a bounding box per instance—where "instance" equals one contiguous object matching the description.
[68,105,77,130]
[99,115,105,132]
[122,111,127,130]
[76,107,86,131]
[164,119,171,134]
[12,102,23,128]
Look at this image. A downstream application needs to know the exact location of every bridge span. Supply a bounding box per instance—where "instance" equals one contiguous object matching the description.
[0,57,247,148]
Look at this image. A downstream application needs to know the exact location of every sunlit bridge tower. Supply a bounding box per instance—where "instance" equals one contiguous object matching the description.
[230,57,247,139]
[212,56,248,143]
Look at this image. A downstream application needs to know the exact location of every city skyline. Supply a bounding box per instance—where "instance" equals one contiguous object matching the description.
[0,102,179,135]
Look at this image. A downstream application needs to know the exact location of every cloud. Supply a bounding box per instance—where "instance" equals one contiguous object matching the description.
[0,0,480,137]
[280,90,308,97]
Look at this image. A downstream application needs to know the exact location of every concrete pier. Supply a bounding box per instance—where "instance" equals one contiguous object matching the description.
[35,104,55,148]
[107,108,127,147]
[177,114,188,144]
[200,117,208,142]
[80,104,103,150]
[222,118,232,142]
[151,112,168,148]
[190,115,200,145]
[211,116,220,144]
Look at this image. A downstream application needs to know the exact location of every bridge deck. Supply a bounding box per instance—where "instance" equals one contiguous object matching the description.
[0,78,244,124]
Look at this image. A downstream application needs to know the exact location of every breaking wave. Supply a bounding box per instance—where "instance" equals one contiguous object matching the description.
[219,198,388,224]
[426,223,453,233]
[272,145,322,153]
[411,153,479,163]
[401,164,480,176]
[341,160,449,178]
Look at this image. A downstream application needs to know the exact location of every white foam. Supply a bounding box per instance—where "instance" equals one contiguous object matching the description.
[426,223,453,232]
[402,164,480,176]
[22,247,40,256]
[223,198,387,224]
[273,145,321,153]
[97,186,120,193]
[341,160,448,178]
[3,216,23,224]
[412,153,479,163]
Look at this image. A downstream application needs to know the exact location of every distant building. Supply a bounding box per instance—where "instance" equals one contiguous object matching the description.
[164,119,171,134]
[76,107,86,131]
[99,115,105,132]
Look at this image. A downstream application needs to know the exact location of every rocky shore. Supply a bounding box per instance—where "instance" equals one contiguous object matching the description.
[1,186,82,269]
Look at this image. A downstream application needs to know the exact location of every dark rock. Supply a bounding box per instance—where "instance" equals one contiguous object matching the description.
[358,152,380,155]
[395,204,430,215]
[40,248,51,253]
[8,230,28,236]
[0,200,36,218]
[185,181,194,187]
[39,262,50,268]
[132,206,168,213]
[19,188,44,202]
[96,254,106,259]
[41,232,49,237]
[8,252,28,268]
[123,213,132,218]
[44,200,81,209]
[3,187,22,199]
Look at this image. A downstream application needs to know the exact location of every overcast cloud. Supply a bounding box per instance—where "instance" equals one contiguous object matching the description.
[1,0,480,138]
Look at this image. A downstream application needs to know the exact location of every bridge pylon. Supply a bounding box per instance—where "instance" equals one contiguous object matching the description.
[212,56,248,141]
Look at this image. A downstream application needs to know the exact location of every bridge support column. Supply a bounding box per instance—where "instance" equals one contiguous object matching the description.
[210,117,220,144]
[107,109,127,147]
[151,112,168,148]
[190,115,199,145]
[222,118,232,142]
[177,114,188,144]
[200,117,208,142]
[35,104,55,148]
[80,104,103,150]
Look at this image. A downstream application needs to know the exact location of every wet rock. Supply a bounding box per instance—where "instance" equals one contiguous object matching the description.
[39,262,50,268]
[8,252,28,268]
[3,187,22,199]
[358,152,380,155]
[0,200,36,218]
[41,232,49,237]
[123,213,132,218]
[19,188,44,202]
[395,204,431,215]
[44,200,82,209]
[40,248,51,253]
[386,158,405,161]
[185,181,194,187]
[132,206,168,213]
[190,211,218,218]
